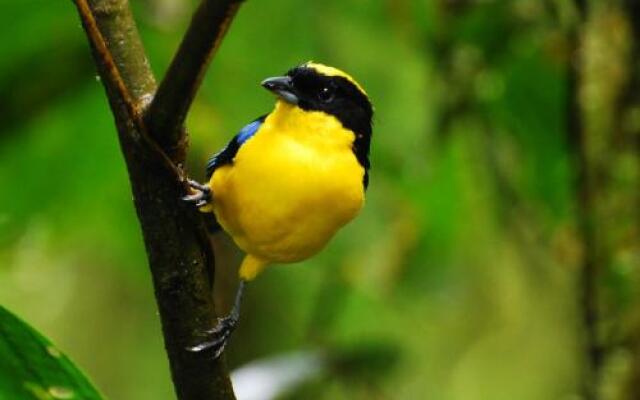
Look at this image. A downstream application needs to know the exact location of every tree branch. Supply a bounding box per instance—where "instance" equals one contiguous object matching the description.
[567,33,600,400]
[75,0,145,121]
[146,0,244,160]
[73,0,241,399]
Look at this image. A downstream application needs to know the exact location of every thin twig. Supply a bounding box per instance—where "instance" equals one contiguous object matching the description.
[146,0,244,160]
[75,0,186,183]
[75,0,139,121]
[566,4,601,399]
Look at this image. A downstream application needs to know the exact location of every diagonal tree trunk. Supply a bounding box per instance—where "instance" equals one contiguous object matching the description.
[72,0,244,398]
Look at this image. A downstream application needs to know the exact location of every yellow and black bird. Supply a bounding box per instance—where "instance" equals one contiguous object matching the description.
[184,62,373,357]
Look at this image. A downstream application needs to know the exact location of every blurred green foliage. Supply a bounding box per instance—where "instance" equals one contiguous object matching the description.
[3,0,639,399]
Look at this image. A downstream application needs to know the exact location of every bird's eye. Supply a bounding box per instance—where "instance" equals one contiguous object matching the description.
[318,86,335,103]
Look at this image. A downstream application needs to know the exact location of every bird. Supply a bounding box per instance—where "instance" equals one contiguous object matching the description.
[183,62,373,358]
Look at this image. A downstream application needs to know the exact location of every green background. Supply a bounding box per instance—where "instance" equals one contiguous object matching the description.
[2,1,637,399]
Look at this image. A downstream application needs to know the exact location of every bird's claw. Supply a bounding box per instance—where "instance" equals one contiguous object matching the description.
[186,315,238,359]
[187,281,245,359]
[182,179,211,206]
[187,179,209,192]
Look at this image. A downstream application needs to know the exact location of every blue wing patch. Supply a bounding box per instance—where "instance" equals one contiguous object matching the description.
[205,115,266,178]
[237,119,262,145]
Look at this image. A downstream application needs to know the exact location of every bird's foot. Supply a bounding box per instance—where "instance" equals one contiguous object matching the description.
[187,281,246,359]
[187,314,239,359]
[182,179,211,208]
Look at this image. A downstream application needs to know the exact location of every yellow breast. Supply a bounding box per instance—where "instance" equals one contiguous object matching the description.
[210,101,365,264]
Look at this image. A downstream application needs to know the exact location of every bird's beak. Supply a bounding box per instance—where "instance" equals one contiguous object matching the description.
[261,76,299,105]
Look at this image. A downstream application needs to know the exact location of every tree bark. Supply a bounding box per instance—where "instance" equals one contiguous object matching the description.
[72,0,243,399]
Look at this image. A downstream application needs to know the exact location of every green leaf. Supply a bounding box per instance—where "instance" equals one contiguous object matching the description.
[0,305,104,400]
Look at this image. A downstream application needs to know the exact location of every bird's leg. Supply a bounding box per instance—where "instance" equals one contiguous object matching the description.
[182,179,212,208]
[187,280,246,359]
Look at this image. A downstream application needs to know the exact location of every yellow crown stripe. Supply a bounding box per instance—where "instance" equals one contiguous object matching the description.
[305,62,368,96]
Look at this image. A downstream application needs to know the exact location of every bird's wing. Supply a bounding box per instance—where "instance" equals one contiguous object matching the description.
[205,115,267,178]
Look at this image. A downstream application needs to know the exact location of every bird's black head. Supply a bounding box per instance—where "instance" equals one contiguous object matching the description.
[261,62,374,186]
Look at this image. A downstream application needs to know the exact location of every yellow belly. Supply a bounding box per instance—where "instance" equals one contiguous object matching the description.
[210,130,364,264]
